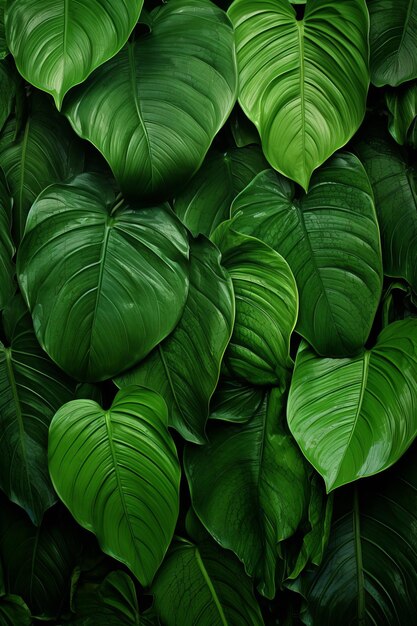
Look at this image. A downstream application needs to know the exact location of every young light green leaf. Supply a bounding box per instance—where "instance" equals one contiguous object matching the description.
[232,153,382,357]
[5,0,144,109]
[64,0,237,199]
[185,388,308,598]
[213,223,298,386]
[227,0,369,190]
[287,319,417,491]
[115,237,234,444]
[48,386,181,587]
[152,539,265,626]
[17,173,190,382]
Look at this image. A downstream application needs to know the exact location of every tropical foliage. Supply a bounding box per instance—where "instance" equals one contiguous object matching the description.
[0,0,416,624]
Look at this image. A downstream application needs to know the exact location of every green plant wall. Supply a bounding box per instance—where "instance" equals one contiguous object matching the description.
[0,0,416,624]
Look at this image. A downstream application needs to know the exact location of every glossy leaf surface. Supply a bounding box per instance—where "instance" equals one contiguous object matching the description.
[152,539,264,626]
[356,129,417,293]
[115,237,234,443]
[64,0,237,199]
[228,0,369,189]
[368,0,417,87]
[386,82,417,146]
[48,386,181,586]
[185,389,308,598]
[232,153,382,356]
[213,224,297,385]
[17,173,190,381]
[174,147,267,237]
[5,0,143,109]
[292,447,417,626]
[0,296,75,524]
[288,319,417,491]
[0,500,82,618]
[0,96,84,242]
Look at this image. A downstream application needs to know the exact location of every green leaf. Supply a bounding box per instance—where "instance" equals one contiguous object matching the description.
[287,319,417,491]
[115,237,234,443]
[210,378,265,424]
[232,153,382,357]
[227,0,369,190]
[152,538,264,626]
[0,95,84,242]
[368,0,417,87]
[0,58,16,133]
[0,172,14,311]
[355,128,417,293]
[213,223,298,386]
[64,0,237,199]
[173,147,267,237]
[185,388,308,598]
[17,173,190,382]
[0,499,82,619]
[386,82,417,146]
[48,386,181,587]
[5,0,143,109]
[229,107,261,148]
[0,595,31,626]
[290,446,417,626]
[0,295,75,525]
[0,0,7,59]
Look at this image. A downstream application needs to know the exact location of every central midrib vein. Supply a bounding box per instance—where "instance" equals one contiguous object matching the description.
[195,547,228,626]
[296,20,306,173]
[353,487,366,625]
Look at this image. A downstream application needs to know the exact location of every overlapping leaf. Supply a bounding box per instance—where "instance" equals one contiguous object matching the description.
[0,296,75,524]
[210,378,265,424]
[5,0,143,109]
[185,389,308,598]
[174,147,267,237]
[228,0,369,189]
[115,237,234,443]
[64,0,237,199]
[0,58,16,133]
[368,0,417,87]
[17,173,190,381]
[0,172,14,310]
[48,386,181,586]
[288,319,417,491]
[232,153,382,356]
[152,539,264,626]
[386,82,417,146]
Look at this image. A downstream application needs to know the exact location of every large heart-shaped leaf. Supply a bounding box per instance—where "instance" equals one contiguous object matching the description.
[368,0,417,87]
[227,0,369,190]
[48,386,181,586]
[185,388,308,598]
[0,95,84,242]
[356,128,417,293]
[213,223,298,386]
[17,173,190,382]
[64,0,237,200]
[152,539,264,626]
[0,295,75,525]
[287,319,417,491]
[290,446,417,626]
[0,499,83,619]
[0,171,14,310]
[232,153,382,357]
[115,237,234,444]
[5,0,143,109]
[173,147,267,237]
[386,82,417,146]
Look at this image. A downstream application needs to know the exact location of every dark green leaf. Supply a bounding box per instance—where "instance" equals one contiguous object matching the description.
[368,0,417,87]
[210,378,265,424]
[0,172,14,311]
[227,0,369,190]
[152,538,264,626]
[0,295,75,524]
[0,58,16,133]
[48,386,181,586]
[232,153,382,357]
[0,595,31,625]
[5,0,144,109]
[115,237,234,443]
[230,107,261,147]
[386,82,417,146]
[0,0,6,59]
[64,0,237,199]
[287,319,417,491]
[185,388,308,598]
[17,173,190,381]
[173,147,267,237]
[213,223,298,386]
